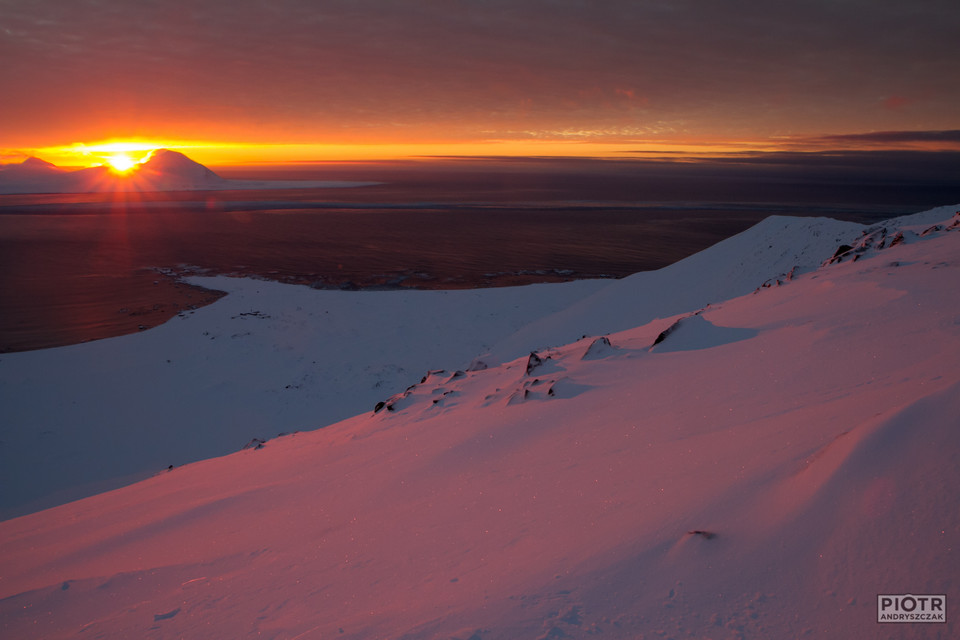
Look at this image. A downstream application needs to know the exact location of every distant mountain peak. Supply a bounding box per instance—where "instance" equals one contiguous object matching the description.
[0,156,64,175]
[0,150,366,194]
[138,149,222,182]
[20,156,61,170]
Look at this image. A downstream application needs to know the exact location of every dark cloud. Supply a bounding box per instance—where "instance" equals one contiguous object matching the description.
[685,150,960,192]
[811,130,960,145]
[362,150,960,209]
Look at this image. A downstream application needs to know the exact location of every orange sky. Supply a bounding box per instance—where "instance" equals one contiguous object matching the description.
[31,138,791,169]
[2,1,959,166]
[28,132,960,171]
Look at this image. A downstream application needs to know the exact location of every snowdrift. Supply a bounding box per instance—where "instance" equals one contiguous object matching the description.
[1,206,958,639]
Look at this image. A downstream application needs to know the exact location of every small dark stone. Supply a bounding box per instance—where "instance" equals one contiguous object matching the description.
[832,244,853,258]
[153,607,181,622]
[241,438,267,450]
[652,318,682,347]
[525,352,543,375]
[688,530,716,540]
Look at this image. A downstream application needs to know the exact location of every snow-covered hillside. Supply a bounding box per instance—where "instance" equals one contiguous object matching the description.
[0,205,958,639]
[0,207,956,520]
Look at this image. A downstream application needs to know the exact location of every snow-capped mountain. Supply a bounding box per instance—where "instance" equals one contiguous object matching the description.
[0,205,957,639]
[1,156,63,174]
[0,151,372,193]
[129,149,225,189]
[0,156,67,192]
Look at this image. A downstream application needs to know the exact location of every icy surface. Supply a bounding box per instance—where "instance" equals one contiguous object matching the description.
[0,205,958,639]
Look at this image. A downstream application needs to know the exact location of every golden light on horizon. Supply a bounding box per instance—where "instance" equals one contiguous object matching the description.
[26,137,793,169]
[24,129,953,170]
[35,140,204,168]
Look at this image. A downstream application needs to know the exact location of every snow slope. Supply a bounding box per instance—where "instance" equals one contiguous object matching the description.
[484,205,957,362]
[0,207,957,639]
[1,206,957,520]
[0,277,602,518]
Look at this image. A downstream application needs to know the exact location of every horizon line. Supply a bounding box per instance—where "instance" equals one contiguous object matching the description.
[3,130,960,169]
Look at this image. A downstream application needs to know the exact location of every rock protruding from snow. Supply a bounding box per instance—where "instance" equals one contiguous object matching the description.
[581,336,617,360]
[651,319,683,349]
[467,359,489,372]
[525,352,544,375]
[241,437,267,450]
[821,224,929,267]
[485,215,866,363]
[948,211,960,230]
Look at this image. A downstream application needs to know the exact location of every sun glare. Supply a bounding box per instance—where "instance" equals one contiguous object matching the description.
[107,153,136,172]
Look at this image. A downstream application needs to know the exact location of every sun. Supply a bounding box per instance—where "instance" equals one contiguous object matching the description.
[106,153,137,173]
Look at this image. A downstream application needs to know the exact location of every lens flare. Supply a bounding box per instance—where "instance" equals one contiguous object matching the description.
[107,153,136,172]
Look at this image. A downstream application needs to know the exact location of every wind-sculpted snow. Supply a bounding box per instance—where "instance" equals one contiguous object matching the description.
[486,204,960,363]
[0,206,958,639]
[0,277,602,517]
[823,208,960,267]
[647,313,759,353]
[480,214,865,363]
[1,207,956,519]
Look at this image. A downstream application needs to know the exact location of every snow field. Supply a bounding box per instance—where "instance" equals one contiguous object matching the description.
[0,205,958,639]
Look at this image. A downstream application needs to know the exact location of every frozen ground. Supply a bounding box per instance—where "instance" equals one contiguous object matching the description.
[0,206,897,518]
[0,205,958,639]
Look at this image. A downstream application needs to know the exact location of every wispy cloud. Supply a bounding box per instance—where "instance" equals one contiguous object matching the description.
[811,130,960,146]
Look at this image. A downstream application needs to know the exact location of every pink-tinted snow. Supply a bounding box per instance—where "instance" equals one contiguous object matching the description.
[1,207,958,639]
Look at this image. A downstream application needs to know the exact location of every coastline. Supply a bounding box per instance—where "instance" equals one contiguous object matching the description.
[0,203,784,353]
[0,179,910,354]
[0,272,226,353]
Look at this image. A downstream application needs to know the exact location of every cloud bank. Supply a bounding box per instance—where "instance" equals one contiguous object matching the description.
[2,1,958,147]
